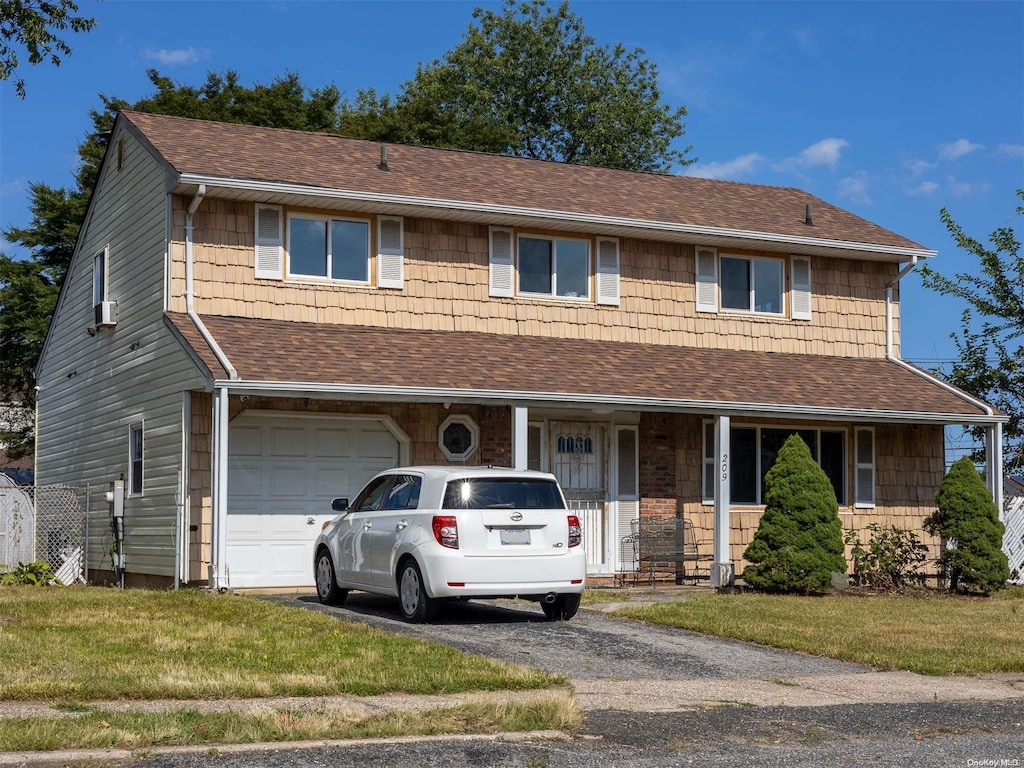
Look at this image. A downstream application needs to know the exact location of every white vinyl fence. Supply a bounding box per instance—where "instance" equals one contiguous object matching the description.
[0,478,88,583]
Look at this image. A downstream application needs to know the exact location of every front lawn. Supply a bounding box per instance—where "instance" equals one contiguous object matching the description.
[611,587,1024,675]
[0,587,560,701]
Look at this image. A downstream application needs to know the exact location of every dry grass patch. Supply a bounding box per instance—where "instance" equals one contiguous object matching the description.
[0,587,559,701]
[611,587,1024,675]
[0,696,580,752]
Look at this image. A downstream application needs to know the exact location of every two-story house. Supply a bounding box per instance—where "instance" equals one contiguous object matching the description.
[35,111,1006,590]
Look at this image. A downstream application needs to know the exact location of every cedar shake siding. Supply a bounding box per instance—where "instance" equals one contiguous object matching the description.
[168,199,901,358]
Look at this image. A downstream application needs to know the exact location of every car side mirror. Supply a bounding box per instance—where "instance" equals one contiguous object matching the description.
[331,497,349,513]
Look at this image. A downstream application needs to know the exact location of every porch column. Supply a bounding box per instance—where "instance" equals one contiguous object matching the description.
[209,386,230,590]
[986,422,1004,517]
[712,415,734,587]
[512,405,529,470]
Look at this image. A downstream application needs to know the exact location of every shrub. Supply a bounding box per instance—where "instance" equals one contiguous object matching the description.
[925,457,1010,595]
[0,561,61,586]
[742,434,847,593]
[845,524,929,591]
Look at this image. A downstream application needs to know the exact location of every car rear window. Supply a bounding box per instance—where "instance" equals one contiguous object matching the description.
[442,478,566,510]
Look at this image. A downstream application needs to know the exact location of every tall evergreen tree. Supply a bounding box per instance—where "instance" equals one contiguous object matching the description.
[743,435,847,593]
[925,457,1009,595]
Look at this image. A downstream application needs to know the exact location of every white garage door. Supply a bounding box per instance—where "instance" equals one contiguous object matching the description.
[226,414,400,588]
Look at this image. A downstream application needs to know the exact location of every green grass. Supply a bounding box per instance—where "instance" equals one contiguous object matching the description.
[580,588,632,606]
[611,587,1024,675]
[0,587,560,701]
[0,698,580,751]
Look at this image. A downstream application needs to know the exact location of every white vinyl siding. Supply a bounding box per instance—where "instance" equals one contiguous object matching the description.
[377,216,404,289]
[488,226,514,297]
[254,205,283,279]
[855,427,876,507]
[35,122,209,581]
[596,237,620,305]
[791,256,812,320]
[695,247,718,312]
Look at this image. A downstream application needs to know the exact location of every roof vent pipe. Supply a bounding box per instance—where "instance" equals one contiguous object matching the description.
[379,145,389,170]
[805,203,813,226]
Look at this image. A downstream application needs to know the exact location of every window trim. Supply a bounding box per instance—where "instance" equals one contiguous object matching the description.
[702,423,849,507]
[516,233,593,301]
[286,212,372,285]
[438,414,480,462]
[719,253,786,317]
[92,246,108,307]
[128,421,144,497]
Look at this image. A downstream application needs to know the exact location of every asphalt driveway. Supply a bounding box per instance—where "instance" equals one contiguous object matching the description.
[270,590,866,683]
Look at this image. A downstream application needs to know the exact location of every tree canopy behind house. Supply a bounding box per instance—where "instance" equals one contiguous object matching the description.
[0,0,96,98]
[919,189,1024,471]
[0,0,695,458]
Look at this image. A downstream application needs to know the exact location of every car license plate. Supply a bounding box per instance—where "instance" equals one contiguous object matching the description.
[500,528,530,545]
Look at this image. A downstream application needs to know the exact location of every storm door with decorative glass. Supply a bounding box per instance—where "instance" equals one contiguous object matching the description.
[550,422,607,569]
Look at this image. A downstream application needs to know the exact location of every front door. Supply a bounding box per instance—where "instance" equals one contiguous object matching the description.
[550,422,609,572]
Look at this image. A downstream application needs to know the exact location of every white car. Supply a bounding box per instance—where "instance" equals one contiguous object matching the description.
[313,466,586,622]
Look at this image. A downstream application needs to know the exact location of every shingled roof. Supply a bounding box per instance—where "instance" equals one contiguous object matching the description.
[165,314,993,421]
[123,111,928,256]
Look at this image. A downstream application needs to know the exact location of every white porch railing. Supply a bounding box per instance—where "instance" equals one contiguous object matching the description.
[569,499,606,569]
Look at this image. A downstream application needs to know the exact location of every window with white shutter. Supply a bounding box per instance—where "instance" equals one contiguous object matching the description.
[489,227,514,297]
[695,247,718,312]
[377,216,404,289]
[791,256,812,320]
[254,204,284,280]
[596,237,620,306]
[855,427,876,507]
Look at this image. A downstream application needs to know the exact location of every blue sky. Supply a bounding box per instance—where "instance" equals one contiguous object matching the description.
[1,0,1022,371]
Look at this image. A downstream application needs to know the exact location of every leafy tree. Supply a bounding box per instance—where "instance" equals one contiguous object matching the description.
[0,0,96,98]
[919,190,1024,471]
[339,0,694,171]
[925,457,1009,595]
[1,69,345,457]
[743,435,847,593]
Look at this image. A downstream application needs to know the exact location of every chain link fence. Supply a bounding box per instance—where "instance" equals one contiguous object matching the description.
[0,479,89,583]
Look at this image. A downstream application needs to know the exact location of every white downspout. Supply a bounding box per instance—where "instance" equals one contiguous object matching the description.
[885,255,918,359]
[185,185,237,380]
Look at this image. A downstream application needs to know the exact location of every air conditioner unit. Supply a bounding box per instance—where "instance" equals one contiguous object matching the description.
[95,300,117,328]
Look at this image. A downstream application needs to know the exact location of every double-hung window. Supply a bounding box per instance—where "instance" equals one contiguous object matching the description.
[703,424,850,506]
[518,235,591,299]
[288,214,370,283]
[720,256,784,315]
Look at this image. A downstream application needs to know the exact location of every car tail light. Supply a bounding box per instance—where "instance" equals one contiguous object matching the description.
[432,515,459,549]
[567,515,582,548]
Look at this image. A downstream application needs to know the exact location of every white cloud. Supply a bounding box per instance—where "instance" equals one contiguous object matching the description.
[903,158,935,177]
[774,138,850,173]
[937,138,983,161]
[996,143,1024,158]
[906,181,939,197]
[1,179,25,196]
[141,47,208,66]
[837,172,871,205]
[798,138,849,168]
[683,153,766,180]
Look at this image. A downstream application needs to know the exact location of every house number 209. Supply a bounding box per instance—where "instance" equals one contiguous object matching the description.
[720,453,729,481]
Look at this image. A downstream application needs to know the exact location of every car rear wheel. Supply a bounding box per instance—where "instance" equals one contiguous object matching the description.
[541,593,580,621]
[315,550,348,606]
[398,559,438,623]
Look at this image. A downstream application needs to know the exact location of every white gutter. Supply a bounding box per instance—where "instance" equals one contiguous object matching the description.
[177,173,937,261]
[184,185,238,380]
[213,379,1007,425]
